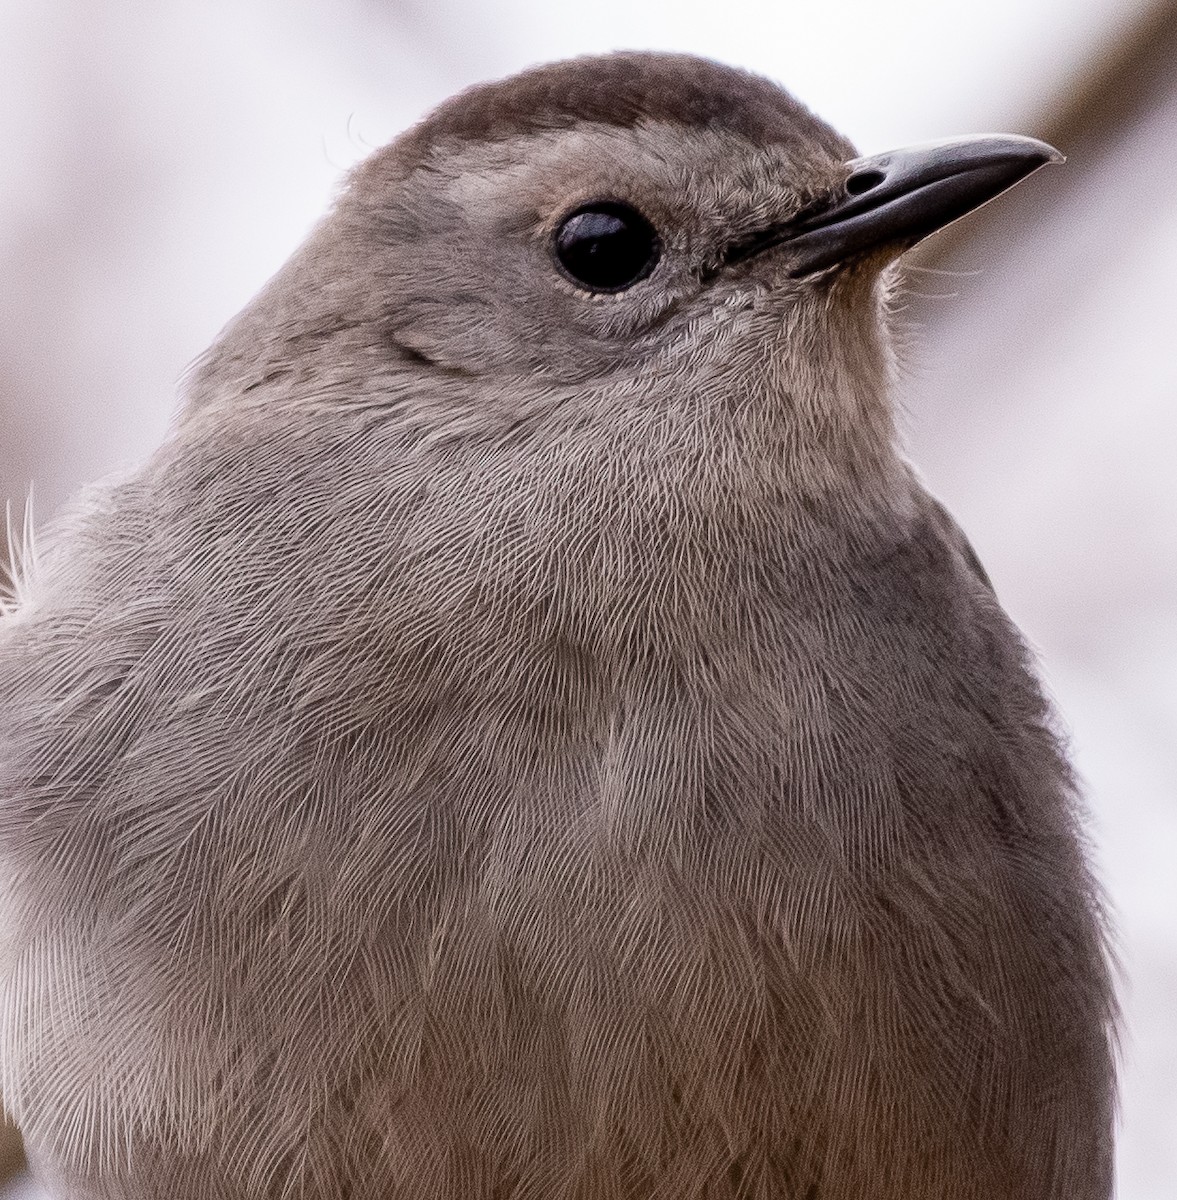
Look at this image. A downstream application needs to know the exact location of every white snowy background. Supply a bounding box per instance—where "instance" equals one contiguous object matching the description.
[0,1,1172,1196]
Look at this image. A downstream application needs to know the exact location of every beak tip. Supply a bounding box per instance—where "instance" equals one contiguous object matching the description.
[1038,140,1066,166]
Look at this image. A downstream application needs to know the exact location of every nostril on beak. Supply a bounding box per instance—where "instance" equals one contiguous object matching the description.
[845,168,885,197]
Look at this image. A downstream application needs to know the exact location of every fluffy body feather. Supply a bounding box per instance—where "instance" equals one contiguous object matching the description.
[0,53,1115,1199]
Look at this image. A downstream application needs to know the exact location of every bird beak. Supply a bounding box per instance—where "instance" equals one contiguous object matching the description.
[780,134,1063,276]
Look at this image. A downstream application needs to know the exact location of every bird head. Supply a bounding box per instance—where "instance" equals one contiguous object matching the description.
[190,53,1057,512]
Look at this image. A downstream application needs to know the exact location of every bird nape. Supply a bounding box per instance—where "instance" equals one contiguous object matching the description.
[0,51,1114,1200]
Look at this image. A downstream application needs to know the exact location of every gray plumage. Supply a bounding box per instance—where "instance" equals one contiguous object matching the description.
[0,52,1116,1200]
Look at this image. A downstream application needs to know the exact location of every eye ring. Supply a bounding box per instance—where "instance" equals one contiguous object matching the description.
[551,201,662,294]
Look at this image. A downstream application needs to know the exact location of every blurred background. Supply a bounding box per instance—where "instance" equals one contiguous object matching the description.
[0,0,1173,1195]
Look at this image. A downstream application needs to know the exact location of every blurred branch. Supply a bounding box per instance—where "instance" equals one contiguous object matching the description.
[1033,0,1177,158]
[913,0,1177,268]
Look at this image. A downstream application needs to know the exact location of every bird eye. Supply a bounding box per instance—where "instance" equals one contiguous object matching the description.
[553,202,661,293]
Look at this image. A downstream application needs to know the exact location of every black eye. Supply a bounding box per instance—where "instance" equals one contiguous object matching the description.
[553,202,661,293]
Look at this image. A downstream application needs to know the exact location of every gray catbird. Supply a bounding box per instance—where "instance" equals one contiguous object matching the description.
[0,52,1116,1200]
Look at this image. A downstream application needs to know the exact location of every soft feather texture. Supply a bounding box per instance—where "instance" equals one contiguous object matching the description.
[0,52,1115,1200]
